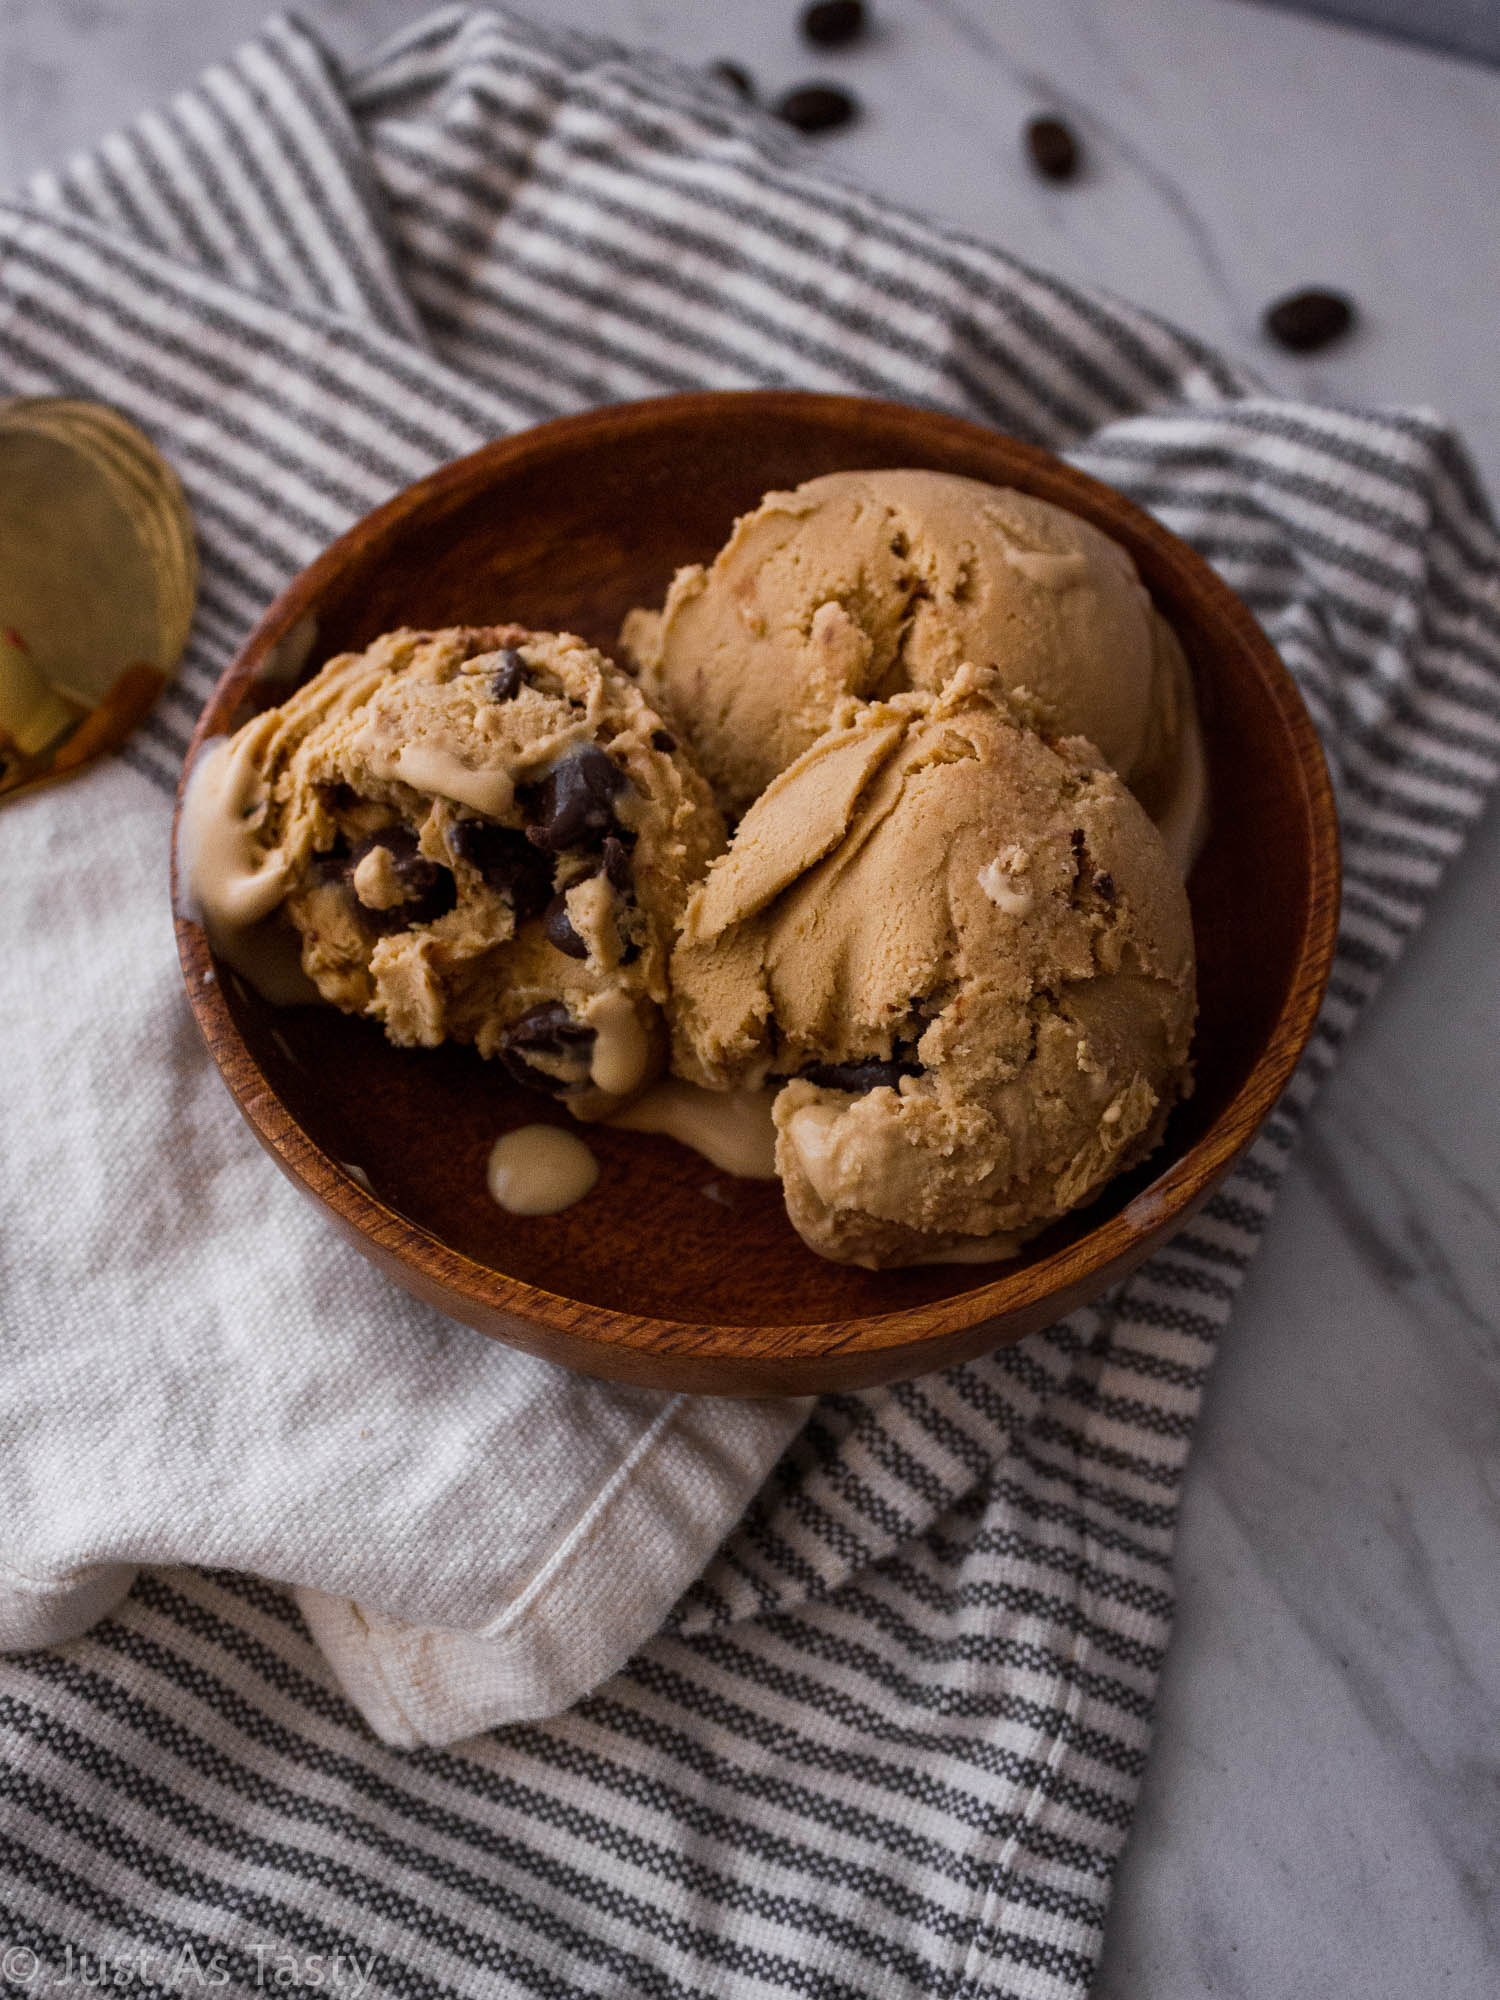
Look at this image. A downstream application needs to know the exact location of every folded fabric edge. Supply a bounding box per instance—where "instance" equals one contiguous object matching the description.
[0,1556,140,1651]
[296,1390,813,1747]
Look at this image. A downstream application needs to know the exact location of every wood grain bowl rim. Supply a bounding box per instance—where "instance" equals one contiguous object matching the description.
[173,391,1342,1381]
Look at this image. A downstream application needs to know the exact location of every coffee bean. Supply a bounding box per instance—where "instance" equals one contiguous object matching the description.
[489,648,527,701]
[709,59,755,102]
[802,1056,923,1093]
[774,83,858,134]
[1263,288,1355,354]
[497,1002,595,1093]
[447,818,552,920]
[1026,115,1079,182]
[651,728,677,753]
[543,891,589,959]
[802,0,865,47]
[522,745,629,851]
[349,828,457,932]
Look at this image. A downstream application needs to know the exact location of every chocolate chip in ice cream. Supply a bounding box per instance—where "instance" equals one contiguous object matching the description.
[447,818,552,920]
[774,84,859,133]
[651,728,677,753]
[802,1,866,47]
[543,892,589,960]
[523,745,630,851]
[498,1002,595,1094]
[489,648,528,701]
[1263,288,1355,354]
[599,834,633,892]
[801,1055,924,1093]
[1026,115,1080,182]
[349,827,457,933]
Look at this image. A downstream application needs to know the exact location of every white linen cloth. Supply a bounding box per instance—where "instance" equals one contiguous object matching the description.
[1,11,1498,1997]
[0,751,808,1736]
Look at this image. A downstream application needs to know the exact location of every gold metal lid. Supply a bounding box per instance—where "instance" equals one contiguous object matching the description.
[0,397,197,799]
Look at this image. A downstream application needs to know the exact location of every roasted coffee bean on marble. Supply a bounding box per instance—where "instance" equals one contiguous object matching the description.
[349,828,458,932]
[1263,288,1355,354]
[709,59,755,101]
[1025,115,1080,182]
[489,648,528,701]
[774,83,859,134]
[802,1055,923,1093]
[800,0,868,45]
[522,745,629,851]
[802,0,866,46]
[447,818,552,920]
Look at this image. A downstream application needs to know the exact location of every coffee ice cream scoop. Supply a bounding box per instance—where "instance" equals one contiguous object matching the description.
[180,624,725,1119]
[670,667,1197,1267]
[622,468,1197,831]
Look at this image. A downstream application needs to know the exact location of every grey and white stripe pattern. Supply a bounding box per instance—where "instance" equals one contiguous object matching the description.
[3,9,1498,1996]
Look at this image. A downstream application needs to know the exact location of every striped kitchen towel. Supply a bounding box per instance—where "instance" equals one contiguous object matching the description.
[2,9,1498,1998]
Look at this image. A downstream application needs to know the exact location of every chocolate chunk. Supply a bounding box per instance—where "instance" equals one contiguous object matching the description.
[1026,115,1080,182]
[651,728,677,753]
[522,745,630,852]
[498,1002,594,1094]
[447,818,552,919]
[489,648,527,701]
[543,891,589,959]
[1263,288,1355,355]
[349,828,457,933]
[311,837,353,883]
[1092,870,1115,902]
[802,0,866,46]
[802,1056,923,1093]
[774,84,859,134]
[710,59,755,101]
[599,834,633,892]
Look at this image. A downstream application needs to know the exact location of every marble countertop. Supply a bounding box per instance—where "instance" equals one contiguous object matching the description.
[4,2,1497,1993]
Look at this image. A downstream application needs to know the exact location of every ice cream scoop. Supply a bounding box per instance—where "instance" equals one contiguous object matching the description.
[180,625,724,1118]
[670,666,1197,1266]
[621,467,1199,830]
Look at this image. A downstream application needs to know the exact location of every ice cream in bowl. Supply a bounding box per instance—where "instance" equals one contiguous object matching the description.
[171,391,1339,1394]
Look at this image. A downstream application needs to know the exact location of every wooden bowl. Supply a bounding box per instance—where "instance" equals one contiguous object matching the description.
[172,392,1339,1396]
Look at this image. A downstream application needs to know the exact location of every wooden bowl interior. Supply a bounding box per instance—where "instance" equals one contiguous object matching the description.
[186,395,1332,1351]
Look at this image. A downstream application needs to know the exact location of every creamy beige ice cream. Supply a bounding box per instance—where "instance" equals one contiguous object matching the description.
[621,468,1200,835]
[182,625,724,1117]
[670,667,1196,1266]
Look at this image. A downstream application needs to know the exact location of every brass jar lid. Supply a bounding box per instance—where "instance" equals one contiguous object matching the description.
[0,397,197,799]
